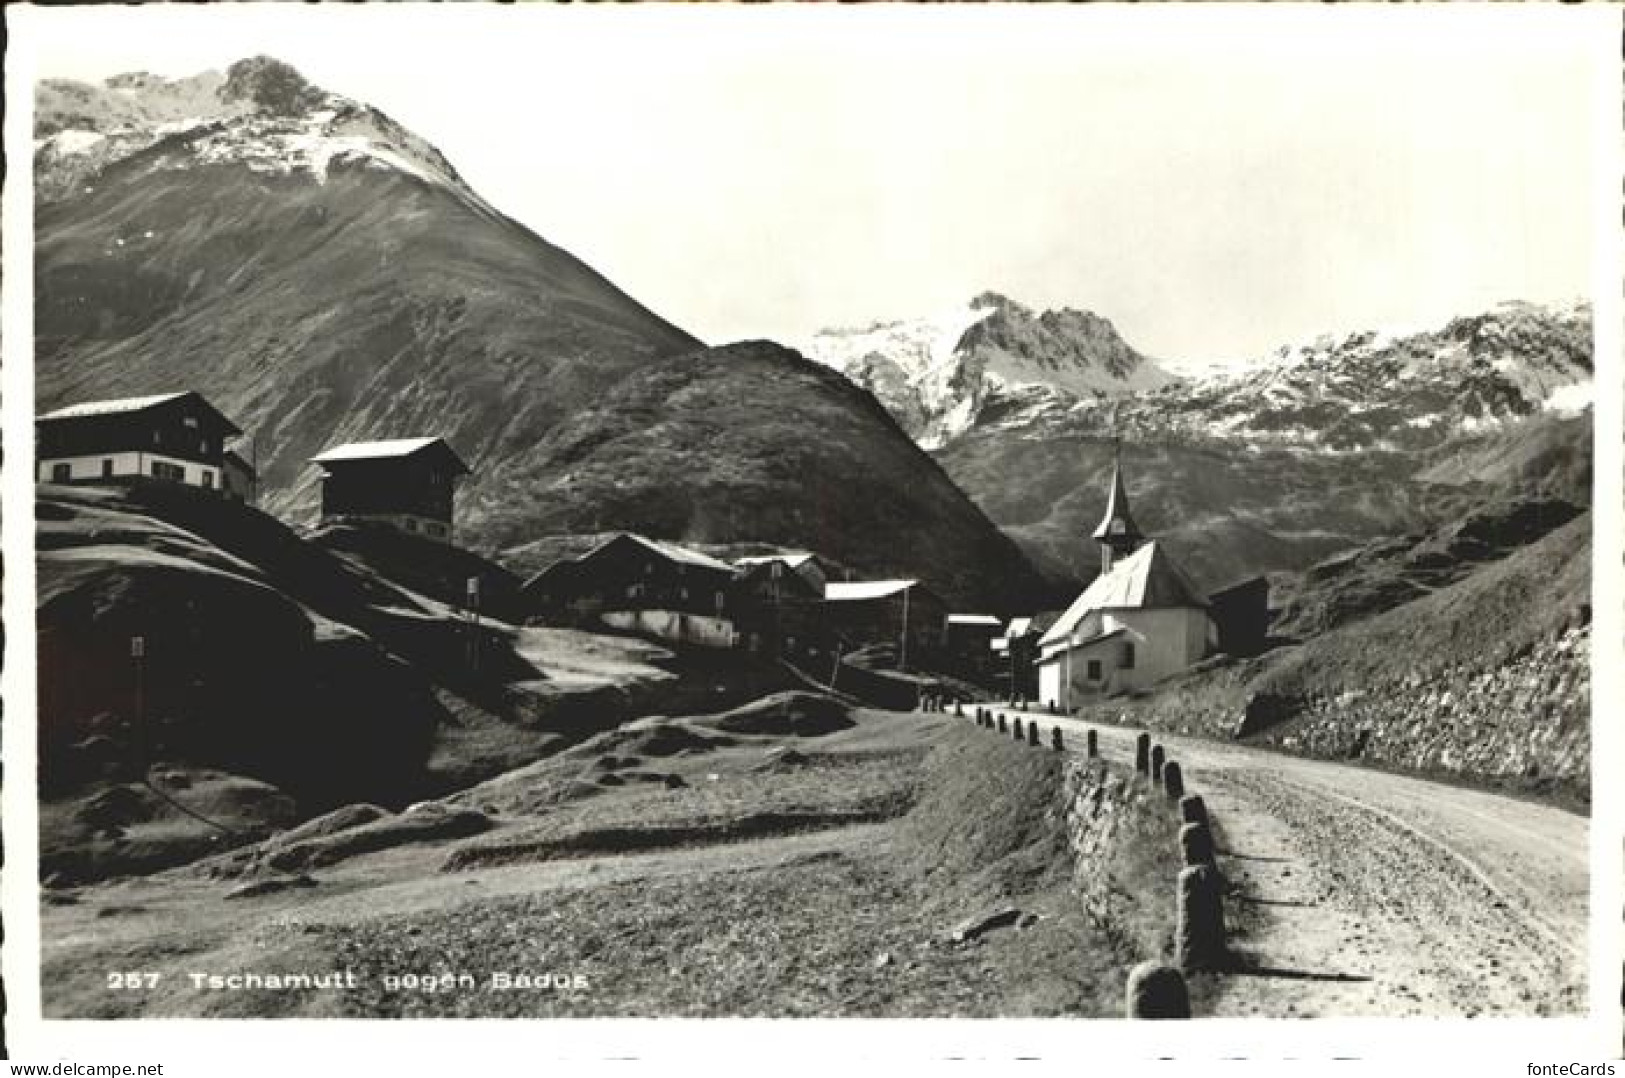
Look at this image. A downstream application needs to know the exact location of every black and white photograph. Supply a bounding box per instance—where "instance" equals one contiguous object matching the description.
[2,2,1620,1068]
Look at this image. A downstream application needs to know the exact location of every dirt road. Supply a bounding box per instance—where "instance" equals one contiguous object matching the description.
[989,707,1589,1016]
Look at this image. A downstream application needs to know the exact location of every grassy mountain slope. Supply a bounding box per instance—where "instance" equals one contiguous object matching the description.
[498,340,1054,609]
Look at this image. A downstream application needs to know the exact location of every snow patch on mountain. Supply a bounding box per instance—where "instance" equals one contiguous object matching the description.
[1029,299,1593,456]
[795,293,1173,448]
[34,57,495,217]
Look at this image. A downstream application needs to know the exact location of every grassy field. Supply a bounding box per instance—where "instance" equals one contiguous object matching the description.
[41,704,1175,1018]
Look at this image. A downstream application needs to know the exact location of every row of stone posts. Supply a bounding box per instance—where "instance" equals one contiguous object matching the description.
[1126,731,1227,1018]
[962,704,1225,1017]
[965,702,1071,754]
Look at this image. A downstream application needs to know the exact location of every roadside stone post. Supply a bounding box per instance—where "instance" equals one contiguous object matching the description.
[1012,717,1023,740]
[1124,962,1191,1019]
[1150,744,1166,785]
[1179,795,1208,829]
[1179,822,1217,869]
[1026,722,1039,747]
[1134,733,1150,775]
[1176,865,1226,972]
[954,701,963,718]
[1051,727,1064,751]
[1163,761,1184,800]
[998,714,1007,734]
[1086,729,1098,758]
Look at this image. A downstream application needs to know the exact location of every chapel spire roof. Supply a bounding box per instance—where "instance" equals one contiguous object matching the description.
[1090,439,1145,550]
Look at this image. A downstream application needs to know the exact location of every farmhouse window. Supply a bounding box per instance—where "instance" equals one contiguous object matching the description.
[1086,659,1102,681]
[1121,643,1136,670]
[51,462,71,482]
[101,459,114,477]
[183,416,199,429]
[201,470,215,489]
[714,591,725,612]
[151,461,184,482]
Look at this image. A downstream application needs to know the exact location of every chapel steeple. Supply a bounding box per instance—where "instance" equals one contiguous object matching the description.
[1090,439,1144,575]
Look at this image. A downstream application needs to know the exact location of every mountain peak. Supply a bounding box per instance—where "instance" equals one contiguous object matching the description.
[219,56,325,117]
[969,290,1020,312]
[796,292,1173,448]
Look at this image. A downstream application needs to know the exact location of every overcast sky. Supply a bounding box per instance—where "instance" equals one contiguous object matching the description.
[12,4,1609,363]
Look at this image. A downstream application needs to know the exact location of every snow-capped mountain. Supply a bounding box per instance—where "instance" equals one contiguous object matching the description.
[1043,299,1594,455]
[794,291,1175,448]
[33,57,1049,608]
[35,57,494,216]
[932,298,1593,590]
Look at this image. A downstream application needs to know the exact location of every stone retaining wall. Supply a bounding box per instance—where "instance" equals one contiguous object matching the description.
[1059,756,1180,962]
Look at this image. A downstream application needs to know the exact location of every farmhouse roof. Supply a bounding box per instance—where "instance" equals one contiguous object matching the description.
[1038,541,1207,648]
[38,390,242,435]
[825,579,919,602]
[589,533,736,574]
[310,436,469,474]
[947,614,1003,627]
[735,552,818,570]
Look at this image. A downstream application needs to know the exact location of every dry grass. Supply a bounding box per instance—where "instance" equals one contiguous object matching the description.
[43,715,1171,1018]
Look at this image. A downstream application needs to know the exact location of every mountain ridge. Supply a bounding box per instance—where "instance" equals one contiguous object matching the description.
[33,57,1051,610]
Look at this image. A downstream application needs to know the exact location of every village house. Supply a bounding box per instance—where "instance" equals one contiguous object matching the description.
[35,391,248,494]
[822,579,947,669]
[730,553,831,657]
[1035,450,1219,708]
[310,436,468,543]
[733,552,831,597]
[992,615,1049,699]
[523,532,741,649]
[943,613,1005,682]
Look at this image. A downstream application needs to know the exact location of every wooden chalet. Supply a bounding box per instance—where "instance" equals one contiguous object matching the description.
[36,391,245,494]
[525,533,741,648]
[822,578,947,668]
[731,552,831,658]
[310,437,469,543]
[944,613,1005,683]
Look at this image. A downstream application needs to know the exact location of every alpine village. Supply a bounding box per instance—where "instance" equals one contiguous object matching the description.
[30,57,1594,1023]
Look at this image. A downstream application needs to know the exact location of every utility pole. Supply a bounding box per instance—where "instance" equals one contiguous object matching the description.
[898,585,910,672]
[466,576,481,676]
[130,634,146,767]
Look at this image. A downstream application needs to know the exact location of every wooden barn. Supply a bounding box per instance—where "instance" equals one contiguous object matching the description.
[310,437,469,543]
[524,533,741,649]
[36,391,245,494]
[944,613,1005,682]
[822,579,947,669]
[733,552,831,598]
[731,553,830,657]
[1207,575,1271,657]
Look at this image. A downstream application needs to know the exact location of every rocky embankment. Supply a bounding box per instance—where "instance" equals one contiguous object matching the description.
[1255,625,1589,803]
